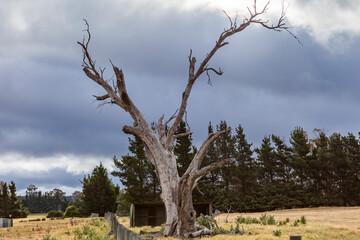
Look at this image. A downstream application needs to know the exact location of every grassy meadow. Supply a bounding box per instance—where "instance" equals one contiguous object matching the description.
[1,207,359,239]
[0,214,112,240]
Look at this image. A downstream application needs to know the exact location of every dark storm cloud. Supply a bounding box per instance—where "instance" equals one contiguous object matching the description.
[5,168,83,193]
[1,0,360,193]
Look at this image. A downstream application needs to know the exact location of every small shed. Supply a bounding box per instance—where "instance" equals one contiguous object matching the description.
[0,218,12,228]
[130,202,212,227]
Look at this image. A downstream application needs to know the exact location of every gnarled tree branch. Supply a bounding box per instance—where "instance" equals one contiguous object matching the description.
[165,0,298,150]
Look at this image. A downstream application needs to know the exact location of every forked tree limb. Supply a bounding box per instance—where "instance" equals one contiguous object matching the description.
[194,158,230,181]
[165,0,298,149]
[78,21,151,135]
[187,127,231,173]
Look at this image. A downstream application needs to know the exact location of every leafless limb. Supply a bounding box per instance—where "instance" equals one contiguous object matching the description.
[93,94,110,101]
[200,214,220,230]
[204,67,223,85]
[191,127,232,170]
[194,158,230,181]
[166,0,300,149]
[165,109,179,126]
[174,131,192,139]
[184,111,191,132]
[78,19,152,139]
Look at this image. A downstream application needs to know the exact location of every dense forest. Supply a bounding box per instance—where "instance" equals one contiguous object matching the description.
[113,121,360,214]
[22,185,69,213]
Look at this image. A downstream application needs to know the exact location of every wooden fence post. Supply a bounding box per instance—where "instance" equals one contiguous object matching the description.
[290,235,302,240]
[104,212,143,240]
[118,224,126,240]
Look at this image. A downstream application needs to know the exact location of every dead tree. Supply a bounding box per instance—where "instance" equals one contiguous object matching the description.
[78,0,296,237]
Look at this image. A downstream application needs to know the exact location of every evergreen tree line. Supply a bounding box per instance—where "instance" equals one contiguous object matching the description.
[114,121,360,213]
[20,163,119,217]
[22,185,68,213]
[0,181,28,218]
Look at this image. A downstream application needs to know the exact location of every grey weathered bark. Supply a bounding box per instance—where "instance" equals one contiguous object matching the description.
[78,0,296,237]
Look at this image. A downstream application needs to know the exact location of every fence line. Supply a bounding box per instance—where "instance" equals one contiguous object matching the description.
[105,212,143,240]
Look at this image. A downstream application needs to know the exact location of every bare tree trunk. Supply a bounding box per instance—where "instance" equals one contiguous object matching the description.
[78,1,296,237]
[177,176,197,236]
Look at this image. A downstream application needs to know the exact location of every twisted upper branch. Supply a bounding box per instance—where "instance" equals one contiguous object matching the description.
[165,0,298,149]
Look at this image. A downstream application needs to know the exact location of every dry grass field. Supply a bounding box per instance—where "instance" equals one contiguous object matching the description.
[1,207,359,239]
[123,207,360,240]
[0,214,112,240]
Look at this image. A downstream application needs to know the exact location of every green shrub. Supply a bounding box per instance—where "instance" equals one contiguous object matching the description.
[259,213,267,222]
[235,216,246,224]
[196,215,213,229]
[300,216,307,224]
[278,220,287,226]
[235,215,260,225]
[293,220,299,227]
[273,230,282,237]
[64,206,80,218]
[213,227,227,235]
[267,215,276,225]
[46,210,64,218]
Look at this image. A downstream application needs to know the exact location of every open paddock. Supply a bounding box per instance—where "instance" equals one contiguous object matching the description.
[0,215,111,240]
[123,207,360,240]
[1,207,359,239]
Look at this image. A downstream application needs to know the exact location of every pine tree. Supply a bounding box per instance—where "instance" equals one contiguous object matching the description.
[8,181,28,218]
[310,129,330,205]
[82,163,118,216]
[215,121,236,210]
[112,135,160,204]
[234,125,255,193]
[0,182,10,217]
[233,124,257,211]
[290,127,310,187]
[256,136,276,186]
[194,122,221,205]
[328,133,351,205]
[271,135,292,184]
[343,133,360,205]
[174,121,194,177]
[0,181,28,218]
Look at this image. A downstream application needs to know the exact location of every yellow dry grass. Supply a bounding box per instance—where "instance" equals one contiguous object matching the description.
[1,207,359,239]
[217,206,360,232]
[123,207,360,240]
[0,216,112,240]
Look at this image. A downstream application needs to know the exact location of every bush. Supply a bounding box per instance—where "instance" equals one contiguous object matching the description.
[293,220,299,227]
[267,215,276,225]
[64,206,80,218]
[273,230,282,237]
[196,215,213,229]
[46,210,64,218]
[300,216,307,224]
[11,207,29,218]
[277,220,287,226]
[235,216,260,225]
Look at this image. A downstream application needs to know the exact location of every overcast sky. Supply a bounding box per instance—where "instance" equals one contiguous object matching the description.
[1,0,360,196]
